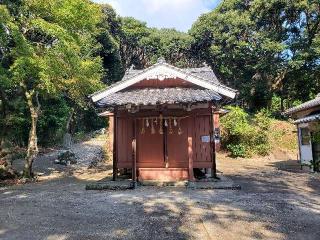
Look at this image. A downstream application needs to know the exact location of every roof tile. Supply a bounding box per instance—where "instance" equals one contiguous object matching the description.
[96,88,221,107]
[285,95,320,115]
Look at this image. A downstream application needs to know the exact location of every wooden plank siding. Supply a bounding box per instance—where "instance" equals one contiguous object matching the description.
[193,114,212,168]
[167,117,189,168]
[136,119,165,168]
[116,116,133,168]
[126,78,196,90]
[114,108,216,171]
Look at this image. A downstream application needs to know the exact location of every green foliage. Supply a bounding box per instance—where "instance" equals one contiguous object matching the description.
[2,97,30,146]
[37,98,71,146]
[269,94,304,118]
[0,0,107,153]
[190,0,320,110]
[140,28,195,67]
[73,131,87,143]
[310,159,320,172]
[0,0,317,173]
[118,17,200,70]
[268,120,297,152]
[227,144,247,158]
[252,109,272,156]
[221,107,271,157]
[97,4,124,84]
[312,130,320,144]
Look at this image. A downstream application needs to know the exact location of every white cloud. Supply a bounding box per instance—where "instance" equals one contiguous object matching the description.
[92,0,221,32]
[102,0,122,14]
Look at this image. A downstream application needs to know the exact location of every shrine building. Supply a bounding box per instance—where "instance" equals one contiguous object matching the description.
[90,58,237,183]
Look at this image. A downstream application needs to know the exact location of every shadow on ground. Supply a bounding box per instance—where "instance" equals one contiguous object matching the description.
[1,145,320,239]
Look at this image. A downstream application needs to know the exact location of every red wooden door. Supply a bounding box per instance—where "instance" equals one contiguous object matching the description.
[167,118,189,168]
[137,120,164,168]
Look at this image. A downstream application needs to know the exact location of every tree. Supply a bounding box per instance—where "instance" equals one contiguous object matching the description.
[0,0,104,178]
[190,0,320,110]
[140,28,198,67]
[117,17,200,70]
[119,17,150,69]
[98,4,124,84]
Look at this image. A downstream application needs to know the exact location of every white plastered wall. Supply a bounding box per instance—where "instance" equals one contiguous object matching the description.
[298,123,313,164]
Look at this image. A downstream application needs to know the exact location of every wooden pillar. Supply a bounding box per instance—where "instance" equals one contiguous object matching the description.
[132,119,137,188]
[187,115,195,181]
[163,116,169,168]
[112,110,117,181]
[132,139,137,187]
[188,137,194,181]
[213,111,221,152]
[297,125,302,163]
[210,106,218,179]
[211,151,217,178]
[108,114,114,152]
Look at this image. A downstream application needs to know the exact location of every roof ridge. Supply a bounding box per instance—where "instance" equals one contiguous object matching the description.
[167,63,236,93]
[285,96,320,115]
[90,61,237,102]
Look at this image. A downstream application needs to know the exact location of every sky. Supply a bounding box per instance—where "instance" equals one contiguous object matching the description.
[92,0,221,32]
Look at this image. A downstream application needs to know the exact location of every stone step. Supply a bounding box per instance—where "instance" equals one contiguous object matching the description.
[139,180,188,187]
[85,180,134,190]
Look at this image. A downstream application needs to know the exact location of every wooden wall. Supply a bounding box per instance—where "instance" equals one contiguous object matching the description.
[167,118,189,168]
[193,115,212,168]
[127,78,195,89]
[136,119,165,168]
[116,116,133,168]
[114,108,217,169]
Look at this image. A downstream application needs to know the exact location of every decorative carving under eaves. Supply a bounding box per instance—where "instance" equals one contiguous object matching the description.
[146,73,177,81]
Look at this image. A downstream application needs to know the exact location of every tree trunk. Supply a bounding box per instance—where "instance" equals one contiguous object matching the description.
[280,96,285,113]
[63,108,74,149]
[23,90,40,179]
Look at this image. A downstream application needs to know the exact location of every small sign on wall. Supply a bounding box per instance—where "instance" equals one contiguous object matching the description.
[201,135,210,143]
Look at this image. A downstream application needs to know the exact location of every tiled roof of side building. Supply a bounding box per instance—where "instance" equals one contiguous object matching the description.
[284,94,320,115]
[293,113,320,124]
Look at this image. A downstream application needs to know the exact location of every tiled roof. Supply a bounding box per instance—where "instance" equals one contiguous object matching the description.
[106,66,220,90]
[293,113,320,124]
[96,88,222,107]
[285,94,320,115]
[90,61,236,101]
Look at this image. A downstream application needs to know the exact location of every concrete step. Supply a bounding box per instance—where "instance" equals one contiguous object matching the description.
[86,180,134,190]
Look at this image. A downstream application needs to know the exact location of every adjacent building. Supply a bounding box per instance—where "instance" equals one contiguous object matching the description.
[285,94,320,169]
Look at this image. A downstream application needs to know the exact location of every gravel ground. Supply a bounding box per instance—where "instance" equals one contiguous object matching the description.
[1,135,320,240]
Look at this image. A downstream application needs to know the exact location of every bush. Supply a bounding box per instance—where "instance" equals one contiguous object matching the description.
[254,144,270,156]
[221,106,271,158]
[73,131,87,143]
[227,144,247,158]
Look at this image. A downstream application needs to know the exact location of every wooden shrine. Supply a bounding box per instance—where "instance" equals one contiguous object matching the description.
[90,58,237,182]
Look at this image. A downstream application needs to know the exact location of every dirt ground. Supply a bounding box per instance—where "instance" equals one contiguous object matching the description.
[0,135,320,240]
